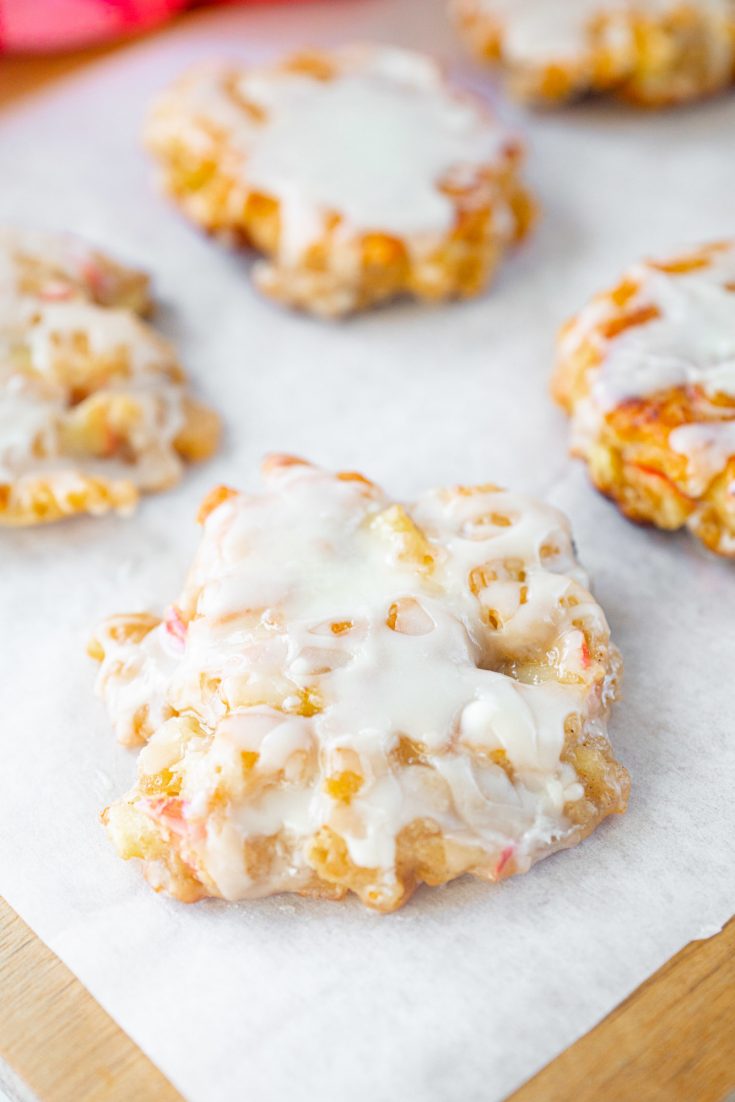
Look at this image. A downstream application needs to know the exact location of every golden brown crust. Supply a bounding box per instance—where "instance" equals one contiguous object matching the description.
[0,472,138,527]
[0,231,220,526]
[145,48,535,317]
[91,460,628,912]
[453,1,735,107]
[553,242,735,555]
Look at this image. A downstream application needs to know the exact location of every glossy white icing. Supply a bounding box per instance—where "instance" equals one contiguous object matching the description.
[669,421,735,492]
[468,0,734,64]
[149,46,517,262]
[0,382,60,481]
[0,228,191,494]
[577,248,735,407]
[96,460,624,904]
[561,243,735,489]
[25,301,175,380]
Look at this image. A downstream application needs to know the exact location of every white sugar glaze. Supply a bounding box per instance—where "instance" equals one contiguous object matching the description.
[562,244,735,492]
[584,248,735,408]
[0,228,190,492]
[24,301,175,380]
[669,421,735,491]
[154,46,515,261]
[0,226,101,306]
[0,382,61,480]
[469,0,734,64]
[97,461,624,901]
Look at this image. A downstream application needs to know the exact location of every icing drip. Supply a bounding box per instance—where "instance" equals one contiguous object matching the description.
[95,460,625,905]
[151,46,518,262]
[0,228,194,493]
[578,247,735,409]
[669,421,735,492]
[561,243,735,495]
[469,0,734,64]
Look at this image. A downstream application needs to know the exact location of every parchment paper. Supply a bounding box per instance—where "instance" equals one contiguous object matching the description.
[1,2,734,1099]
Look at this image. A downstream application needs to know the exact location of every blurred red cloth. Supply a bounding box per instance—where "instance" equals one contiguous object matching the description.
[1,0,207,53]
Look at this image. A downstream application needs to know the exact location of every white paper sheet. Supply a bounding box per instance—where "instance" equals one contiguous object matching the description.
[1,2,734,1099]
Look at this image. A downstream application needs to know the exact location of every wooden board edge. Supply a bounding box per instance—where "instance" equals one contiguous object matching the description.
[2,894,734,1102]
[509,914,735,1102]
[0,898,182,1102]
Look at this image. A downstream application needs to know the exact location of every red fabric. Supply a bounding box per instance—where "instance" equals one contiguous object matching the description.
[1,0,195,53]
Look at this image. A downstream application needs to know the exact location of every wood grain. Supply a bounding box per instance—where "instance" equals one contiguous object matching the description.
[0,24,733,1102]
[1,894,733,1102]
[510,915,735,1102]
[0,898,182,1102]
[0,45,123,109]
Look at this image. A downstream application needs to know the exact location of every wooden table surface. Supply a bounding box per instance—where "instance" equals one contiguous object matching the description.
[1,24,734,1102]
[1,897,734,1102]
